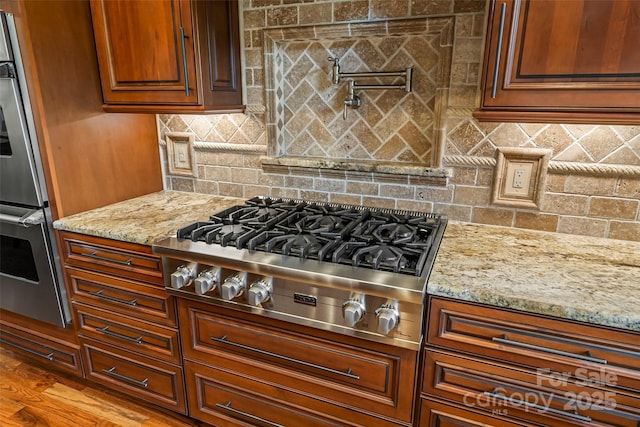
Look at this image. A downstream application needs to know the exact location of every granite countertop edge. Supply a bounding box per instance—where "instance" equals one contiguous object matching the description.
[53,191,640,334]
[427,285,638,332]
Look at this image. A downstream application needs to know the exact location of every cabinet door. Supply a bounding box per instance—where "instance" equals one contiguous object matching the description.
[90,0,199,106]
[475,0,640,124]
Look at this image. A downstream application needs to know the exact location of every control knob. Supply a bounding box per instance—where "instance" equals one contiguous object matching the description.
[247,277,273,306]
[342,295,366,327]
[194,267,221,295]
[220,271,247,300]
[170,263,197,289]
[375,302,400,335]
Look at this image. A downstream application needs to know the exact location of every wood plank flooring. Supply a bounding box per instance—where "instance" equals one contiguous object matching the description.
[0,346,203,427]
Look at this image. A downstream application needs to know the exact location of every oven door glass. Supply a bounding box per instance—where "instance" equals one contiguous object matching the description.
[0,65,42,207]
[0,206,66,326]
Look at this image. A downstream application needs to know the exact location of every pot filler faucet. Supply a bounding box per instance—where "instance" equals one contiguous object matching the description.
[328,57,413,119]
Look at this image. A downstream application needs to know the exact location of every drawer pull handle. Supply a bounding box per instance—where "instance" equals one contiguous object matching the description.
[96,325,143,344]
[102,366,148,388]
[216,401,284,427]
[492,334,608,364]
[211,335,360,380]
[0,338,54,361]
[88,290,138,306]
[83,251,132,266]
[484,389,592,422]
[491,2,507,98]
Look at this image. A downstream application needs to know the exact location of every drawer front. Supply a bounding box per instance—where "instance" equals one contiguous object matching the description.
[180,300,417,423]
[82,338,186,414]
[418,397,533,427]
[66,267,176,326]
[0,324,82,376]
[185,360,344,427]
[60,232,163,285]
[423,349,640,427]
[427,298,640,394]
[73,303,180,363]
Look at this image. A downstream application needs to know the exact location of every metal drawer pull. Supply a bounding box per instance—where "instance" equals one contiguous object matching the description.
[491,2,507,98]
[216,401,284,427]
[484,389,592,422]
[0,338,54,361]
[96,325,143,344]
[180,26,190,96]
[492,335,608,364]
[83,250,132,266]
[102,366,149,388]
[88,290,138,306]
[211,335,360,380]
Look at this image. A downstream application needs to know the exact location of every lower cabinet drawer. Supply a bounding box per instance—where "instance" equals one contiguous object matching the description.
[185,360,344,427]
[74,302,180,364]
[418,397,534,427]
[423,349,640,427]
[427,298,640,395]
[81,338,186,414]
[66,267,177,327]
[0,323,82,376]
[180,299,417,424]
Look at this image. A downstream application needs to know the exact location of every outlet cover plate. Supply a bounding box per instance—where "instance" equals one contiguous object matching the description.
[166,132,197,177]
[492,147,551,209]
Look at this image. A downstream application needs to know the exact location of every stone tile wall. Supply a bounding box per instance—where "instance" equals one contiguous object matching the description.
[157,0,640,242]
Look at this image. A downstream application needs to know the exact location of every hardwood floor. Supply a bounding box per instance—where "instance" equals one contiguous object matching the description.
[0,346,203,427]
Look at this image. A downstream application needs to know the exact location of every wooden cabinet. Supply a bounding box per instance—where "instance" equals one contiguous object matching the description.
[90,0,243,113]
[474,0,640,124]
[417,297,640,426]
[179,298,418,426]
[60,231,186,414]
[0,319,82,376]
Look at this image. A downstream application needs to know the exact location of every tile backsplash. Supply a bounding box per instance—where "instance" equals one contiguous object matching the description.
[157,0,640,242]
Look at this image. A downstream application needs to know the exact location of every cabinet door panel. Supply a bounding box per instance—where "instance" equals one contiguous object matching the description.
[74,302,180,364]
[427,298,640,395]
[423,349,640,427]
[0,322,82,376]
[90,0,199,105]
[82,339,186,414]
[475,0,640,123]
[418,397,534,427]
[185,360,344,427]
[66,267,177,327]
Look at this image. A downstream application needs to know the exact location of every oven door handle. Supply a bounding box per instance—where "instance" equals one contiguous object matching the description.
[211,335,360,380]
[0,209,45,227]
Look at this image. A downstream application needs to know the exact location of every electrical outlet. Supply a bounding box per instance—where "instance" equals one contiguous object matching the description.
[492,147,551,209]
[504,161,533,197]
[513,169,525,188]
[166,132,197,177]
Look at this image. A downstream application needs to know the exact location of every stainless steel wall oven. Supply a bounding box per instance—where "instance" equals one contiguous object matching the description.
[0,11,69,327]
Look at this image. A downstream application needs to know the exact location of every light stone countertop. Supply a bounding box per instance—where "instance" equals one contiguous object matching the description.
[429,222,640,332]
[53,191,243,245]
[54,191,640,332]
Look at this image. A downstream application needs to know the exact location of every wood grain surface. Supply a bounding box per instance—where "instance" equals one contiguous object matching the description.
[0,346,201,427]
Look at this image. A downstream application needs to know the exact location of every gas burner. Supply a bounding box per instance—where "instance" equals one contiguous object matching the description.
[266,233,333,259]
[175,197,445,277]
[373,223,417,244]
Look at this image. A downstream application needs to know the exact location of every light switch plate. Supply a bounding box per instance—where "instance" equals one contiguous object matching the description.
[166,132,197,177]
[492,147,551,209]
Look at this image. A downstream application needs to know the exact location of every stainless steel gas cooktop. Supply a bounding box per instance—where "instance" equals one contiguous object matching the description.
[153,197,447,349]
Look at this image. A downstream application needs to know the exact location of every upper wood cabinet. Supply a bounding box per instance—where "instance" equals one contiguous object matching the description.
[90,0,243,113]
[474,0,640,124]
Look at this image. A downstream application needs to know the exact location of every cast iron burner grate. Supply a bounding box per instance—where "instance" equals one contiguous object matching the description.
[176,196,446,277]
